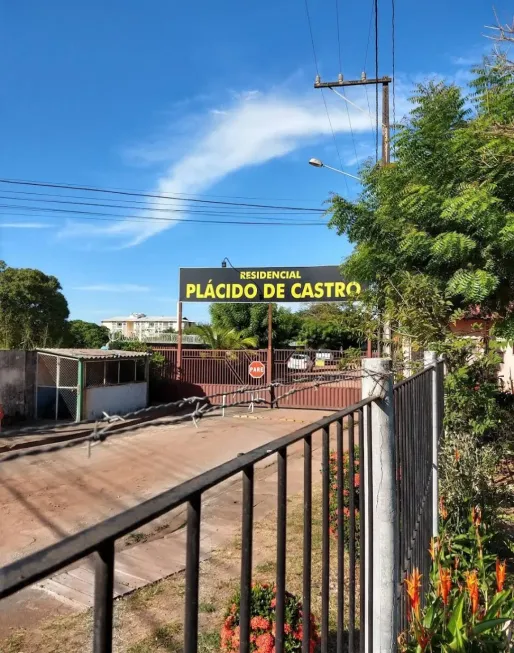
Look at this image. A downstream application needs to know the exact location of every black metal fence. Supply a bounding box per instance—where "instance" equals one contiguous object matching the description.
[394,362,443,631]
[0,398,376,653]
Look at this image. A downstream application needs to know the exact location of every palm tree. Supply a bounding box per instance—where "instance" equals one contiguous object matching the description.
[190,324,258,350]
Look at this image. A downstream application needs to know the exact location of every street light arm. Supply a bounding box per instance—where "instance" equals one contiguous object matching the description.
[321,164,360,181]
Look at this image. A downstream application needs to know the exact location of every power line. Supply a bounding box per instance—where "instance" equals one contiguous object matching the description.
[364,0,377,132]
[304,0,350,194]
[391,0,396,159]
[0,188,323,213]
[0,209,327,228]
[335,0,342,73]
[0,178,324,213]
[374,0,379,163]
[0,195,324,219]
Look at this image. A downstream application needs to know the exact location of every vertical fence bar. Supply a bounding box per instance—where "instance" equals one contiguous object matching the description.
[302,435,312,653]
[240,466,254,653]
[93,540,115,653]
[276,448,287,653]
[358,409,366,653]
[321,426,330,653]
[348,413,356,653]
[336,418,345,653]
[366,403,373,653]
[184,494,201,653]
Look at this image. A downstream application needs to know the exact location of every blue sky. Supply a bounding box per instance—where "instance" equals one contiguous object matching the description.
[0,0,509,323]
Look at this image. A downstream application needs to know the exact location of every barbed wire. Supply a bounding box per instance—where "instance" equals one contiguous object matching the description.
[1,365,388,440]
[0,369,382,463]
[0,360,420,464]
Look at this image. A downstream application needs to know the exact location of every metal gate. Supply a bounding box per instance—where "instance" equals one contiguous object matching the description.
[152,347,363,410]
[36,352,79,421]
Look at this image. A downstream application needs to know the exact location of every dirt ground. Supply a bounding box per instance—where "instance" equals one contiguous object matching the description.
[0,479,358,653]
[0,407,330,569]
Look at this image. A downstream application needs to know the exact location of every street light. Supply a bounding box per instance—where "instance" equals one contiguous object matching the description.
[308,158,360,181]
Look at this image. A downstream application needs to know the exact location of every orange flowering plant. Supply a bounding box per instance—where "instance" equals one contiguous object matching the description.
[220,582,319,653]
[400,510,513,652]
[328,448,360,554]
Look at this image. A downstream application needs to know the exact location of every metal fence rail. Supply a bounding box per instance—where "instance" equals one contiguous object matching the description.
[0,397,376,653]
[394,364,442,631]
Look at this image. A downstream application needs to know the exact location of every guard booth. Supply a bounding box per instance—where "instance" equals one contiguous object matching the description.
[36,349,150,422]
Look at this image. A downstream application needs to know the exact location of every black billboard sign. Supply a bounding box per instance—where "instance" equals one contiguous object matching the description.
[179,266,364,303]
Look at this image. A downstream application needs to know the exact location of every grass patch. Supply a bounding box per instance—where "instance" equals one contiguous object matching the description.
[198,630,221,652]
[198,602,216,614]
[0,631,25,653]
[127,622,181,653]
[126,532,148,545]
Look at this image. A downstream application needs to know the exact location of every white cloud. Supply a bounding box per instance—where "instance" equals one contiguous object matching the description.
[0,222,51,229]
[58,87,377,248]
[73,284,151,292]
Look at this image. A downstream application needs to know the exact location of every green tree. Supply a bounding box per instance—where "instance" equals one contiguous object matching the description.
[66,320,110,349]
[297,303,364,349]
[189,324,258,350]
[327,55,514,343]
[210,303,301,347]
[0,260,69,349]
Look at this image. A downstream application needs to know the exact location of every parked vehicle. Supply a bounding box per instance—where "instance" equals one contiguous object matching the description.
[287,353,314,371]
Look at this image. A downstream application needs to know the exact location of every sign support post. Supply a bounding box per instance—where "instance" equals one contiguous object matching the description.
[177,301,183,379]
[267,303,274,409]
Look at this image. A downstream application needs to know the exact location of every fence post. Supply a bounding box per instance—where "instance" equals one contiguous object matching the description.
[424,351,440,538]
[362,358,397,653]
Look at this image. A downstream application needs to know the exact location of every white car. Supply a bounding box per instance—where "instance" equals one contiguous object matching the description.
[287,354,313,371]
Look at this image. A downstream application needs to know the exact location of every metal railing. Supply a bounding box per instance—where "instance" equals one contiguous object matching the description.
[0,397,376,653]
[394,363,444,631]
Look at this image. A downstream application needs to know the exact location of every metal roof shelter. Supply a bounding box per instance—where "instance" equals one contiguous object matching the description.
[36,349,151,423]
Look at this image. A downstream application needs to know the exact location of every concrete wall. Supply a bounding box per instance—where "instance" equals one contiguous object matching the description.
[83,382,147,420]
[499,344,514,393]
[0,350,37,424]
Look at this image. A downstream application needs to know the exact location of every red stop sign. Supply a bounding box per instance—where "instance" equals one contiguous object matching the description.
[249,361,266,379]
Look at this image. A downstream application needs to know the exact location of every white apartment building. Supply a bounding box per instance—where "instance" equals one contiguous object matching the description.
[102,313,195,339]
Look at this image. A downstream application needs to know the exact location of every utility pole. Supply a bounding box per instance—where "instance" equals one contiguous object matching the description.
[314,74,391,357]
[314,74,391,167]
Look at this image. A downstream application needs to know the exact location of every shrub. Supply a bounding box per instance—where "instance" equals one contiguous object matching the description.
[438,338,513,532]
[328,448,360,555]
[220,582,319,653]
[400,511,514,652]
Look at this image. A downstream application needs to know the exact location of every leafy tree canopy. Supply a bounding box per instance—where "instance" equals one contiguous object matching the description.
[0,260,69,349]
[297,303,364,350]
[210,303,301,347]
[327,51,514,344]
[66,320,110,349]
[189,324,258,350]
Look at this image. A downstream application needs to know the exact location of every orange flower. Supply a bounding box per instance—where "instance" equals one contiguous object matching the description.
[429,538,438,561]
[405,568,422,620]
[439,497,448,520]
[250,616,270,631]
[416,626,431,651]
[472,505,481,526]
[455,449,460,462]
[496,559,506,593]
[439,566,452,606]
[465,570,480,615]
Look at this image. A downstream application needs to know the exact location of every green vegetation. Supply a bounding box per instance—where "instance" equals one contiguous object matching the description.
[66,319,110,349]
[0,260,69,349]
[327,48,514,346]
[210,303,301,348]
[188,323,258,350]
